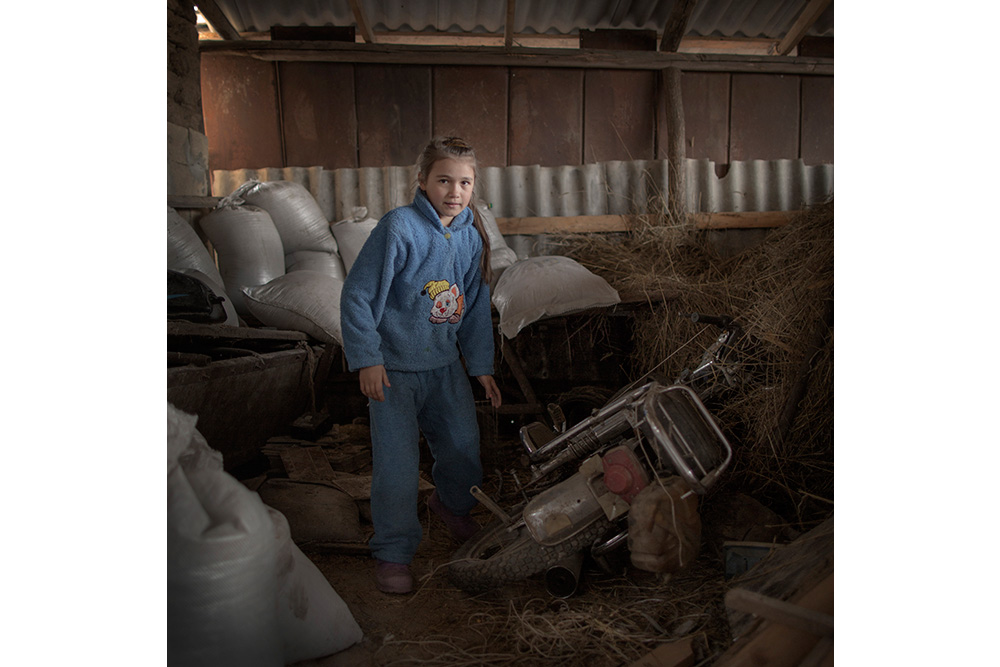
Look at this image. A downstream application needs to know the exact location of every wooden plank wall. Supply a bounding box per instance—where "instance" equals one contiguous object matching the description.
[201,56,834,173]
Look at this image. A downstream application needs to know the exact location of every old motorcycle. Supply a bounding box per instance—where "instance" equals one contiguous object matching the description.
[447,314,742,595]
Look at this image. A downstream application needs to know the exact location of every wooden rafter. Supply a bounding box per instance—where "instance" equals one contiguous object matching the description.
[777,0,832,56]
[504,0,516,48]
[660,0,699,52]
[195,0,241,41]
[348,0,374,44]
[199,40,833,75]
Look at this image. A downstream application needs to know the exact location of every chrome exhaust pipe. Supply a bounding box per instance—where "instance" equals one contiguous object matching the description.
[545,551,584,598]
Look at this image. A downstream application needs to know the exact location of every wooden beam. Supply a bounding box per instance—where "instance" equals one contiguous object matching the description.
[348,0,374,44]
[725,587,834,638]
[495,211,798,235]
[504,0,516,49]
[689,210,798,229]
[778,0,833,56]
[195,0,242,41]
[199,41,833,75]
[663,67,686,215]
[659,0,699,52]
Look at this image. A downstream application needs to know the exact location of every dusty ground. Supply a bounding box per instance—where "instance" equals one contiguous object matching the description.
[281,467,752,666]
[267,422,803,667]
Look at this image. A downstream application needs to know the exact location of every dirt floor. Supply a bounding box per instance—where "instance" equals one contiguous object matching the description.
[265,424,791,667]
[293,497,737,667]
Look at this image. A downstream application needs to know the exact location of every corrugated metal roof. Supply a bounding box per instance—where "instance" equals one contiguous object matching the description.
[212,158,833,222]
[206,0,833,40]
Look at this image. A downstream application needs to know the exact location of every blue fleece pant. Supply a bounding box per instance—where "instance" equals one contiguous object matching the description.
[367,360,483,564]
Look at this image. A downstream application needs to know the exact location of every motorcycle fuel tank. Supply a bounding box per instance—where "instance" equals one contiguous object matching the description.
[524,459,609,547]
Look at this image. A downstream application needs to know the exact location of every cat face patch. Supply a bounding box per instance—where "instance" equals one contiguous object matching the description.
[421,280,464,324]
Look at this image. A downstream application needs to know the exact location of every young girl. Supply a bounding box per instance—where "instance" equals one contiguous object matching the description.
[340,137,502,594]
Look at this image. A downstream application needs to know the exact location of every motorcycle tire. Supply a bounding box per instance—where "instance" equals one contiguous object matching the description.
[448,514,613,594]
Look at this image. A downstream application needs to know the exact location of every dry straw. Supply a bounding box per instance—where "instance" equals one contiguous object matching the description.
[554,198,834,526]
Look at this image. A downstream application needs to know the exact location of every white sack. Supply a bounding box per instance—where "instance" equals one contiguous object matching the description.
[242,271,344,344]
[167,207,227,288]
[168,404,364,666]
[232,180,339,255]
[285,250,347,280]
[175,268,240,327]
[269,507,364,663]
[168,405,284,667]
[330,207,378,274]
[199,205,286,318]
[491,255,621,339]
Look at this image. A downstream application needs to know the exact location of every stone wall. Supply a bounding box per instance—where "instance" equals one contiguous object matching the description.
[167,0,209,197]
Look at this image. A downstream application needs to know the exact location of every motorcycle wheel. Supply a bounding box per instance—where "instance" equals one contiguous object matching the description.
[448,514,613,594]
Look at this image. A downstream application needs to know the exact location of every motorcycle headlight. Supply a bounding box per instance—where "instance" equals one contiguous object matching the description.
[639,384,733,494]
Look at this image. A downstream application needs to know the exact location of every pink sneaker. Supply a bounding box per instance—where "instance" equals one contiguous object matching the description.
[428,491,481,542]
[375,560,412,594]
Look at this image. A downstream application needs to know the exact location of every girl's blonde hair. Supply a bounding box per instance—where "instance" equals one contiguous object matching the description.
[416,136,493,285]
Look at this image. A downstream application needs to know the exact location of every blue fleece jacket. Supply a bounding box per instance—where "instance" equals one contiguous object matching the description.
[340,189,495,377]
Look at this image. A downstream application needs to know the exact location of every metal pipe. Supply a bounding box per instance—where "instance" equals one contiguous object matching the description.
[545,551,585,598]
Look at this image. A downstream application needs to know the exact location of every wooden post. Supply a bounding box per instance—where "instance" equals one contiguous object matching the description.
[663,66,686,218]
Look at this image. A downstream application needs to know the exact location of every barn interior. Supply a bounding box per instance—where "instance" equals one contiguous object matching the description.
[166,1,837,665]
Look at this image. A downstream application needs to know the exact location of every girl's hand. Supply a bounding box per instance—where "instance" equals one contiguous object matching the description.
[359,365,391,402]
[476,375,502,408]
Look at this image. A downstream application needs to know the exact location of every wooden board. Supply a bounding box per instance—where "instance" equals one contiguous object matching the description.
[730,73,801,161]
[278,62,358,169]
[801,76,834,165]
[584,69,656,163]
[355,64,432,166]
[432,66,508,169]
[200,54,283,171]
[509,68,583,166]
[495,211,798,234]
[675,71,731,165]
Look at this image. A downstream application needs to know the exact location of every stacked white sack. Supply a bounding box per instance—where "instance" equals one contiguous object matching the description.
[198,204,285,319]
[167,208,239,326]
[242,271,345,345]
[167,404,364,665]
[330,207,378,275]
[233,181,346,280]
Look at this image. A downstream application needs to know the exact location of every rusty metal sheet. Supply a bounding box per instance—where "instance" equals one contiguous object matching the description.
[584,69,655,163]
[200,54,283,171]
[509,68,583,167]
[278,62,358,169]
[729,73,800,161]
[355,64,432,167]
[800,76,833,165]
[433,66,508,168]
[674,71,731,164]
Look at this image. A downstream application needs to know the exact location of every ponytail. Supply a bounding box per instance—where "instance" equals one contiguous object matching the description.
[471,204,493,285]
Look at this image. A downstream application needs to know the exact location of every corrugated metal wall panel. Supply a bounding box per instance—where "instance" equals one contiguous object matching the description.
[213,0,833,39]
[212,158,833,223]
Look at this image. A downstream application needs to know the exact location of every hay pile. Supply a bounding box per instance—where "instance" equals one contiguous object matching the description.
[556,200,834,527]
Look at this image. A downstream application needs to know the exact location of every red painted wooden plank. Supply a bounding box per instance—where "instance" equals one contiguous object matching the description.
[673,71,730,165]
[584,69,655,163]
[801,76,833,165]
[200,54,283,171]
[278,62,358,169]
[730,73,800,161]
[509,68,583,166]
[432,66,508,168]
[355,64,432,167]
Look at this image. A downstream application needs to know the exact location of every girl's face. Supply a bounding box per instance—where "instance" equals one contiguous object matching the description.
[419,157,476,227]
